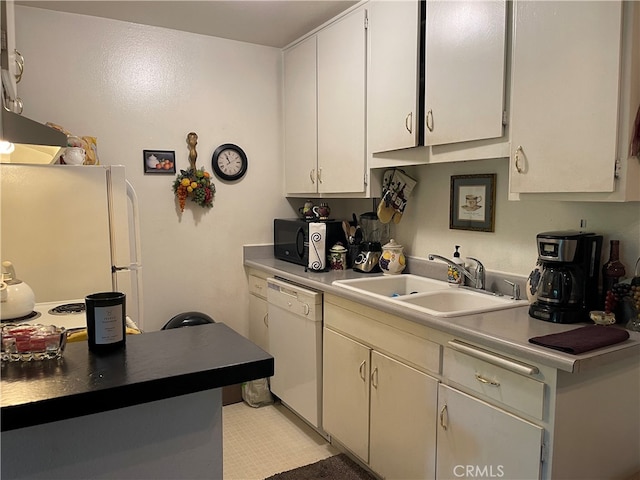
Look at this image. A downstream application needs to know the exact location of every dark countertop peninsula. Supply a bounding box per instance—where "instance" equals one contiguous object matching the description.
[1,323,273,432]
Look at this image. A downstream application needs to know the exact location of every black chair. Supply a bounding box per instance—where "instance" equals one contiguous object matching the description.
[162,311,215,330]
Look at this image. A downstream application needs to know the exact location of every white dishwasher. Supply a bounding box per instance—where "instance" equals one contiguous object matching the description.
[267,277,323,430]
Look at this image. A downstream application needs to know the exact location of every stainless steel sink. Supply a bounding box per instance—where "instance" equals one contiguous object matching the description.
[332,275,528,317]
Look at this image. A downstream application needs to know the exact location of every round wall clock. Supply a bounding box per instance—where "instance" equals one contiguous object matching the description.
[211,143,248,181]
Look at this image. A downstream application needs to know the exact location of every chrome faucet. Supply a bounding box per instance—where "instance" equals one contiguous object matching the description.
[428,254,486,290]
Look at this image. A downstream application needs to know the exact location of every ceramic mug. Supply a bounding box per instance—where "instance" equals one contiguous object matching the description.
[64,147,86,165]
[313,203,331,219]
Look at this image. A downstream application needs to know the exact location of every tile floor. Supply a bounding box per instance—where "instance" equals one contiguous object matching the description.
[223,401,339,480]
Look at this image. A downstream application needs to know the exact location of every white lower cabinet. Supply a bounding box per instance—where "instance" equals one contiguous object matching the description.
[436,384,543,480]
[323,328,370,461]
[323,328,438,478]
[369,350,438,480]
[247,272,269,353]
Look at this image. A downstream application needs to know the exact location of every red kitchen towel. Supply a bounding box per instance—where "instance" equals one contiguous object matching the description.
[529,325,629,354]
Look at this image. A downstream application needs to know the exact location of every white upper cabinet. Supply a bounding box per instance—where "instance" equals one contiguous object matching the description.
[368,0,420,153]
[424,1,507,146]
[283,5,367,196]
[317,6,367,194]
[1,0,23,114]
[283,36,317,195]
[509,1,623,194]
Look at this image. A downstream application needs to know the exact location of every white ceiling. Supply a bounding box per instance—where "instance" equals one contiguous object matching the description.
[16,1,359,48]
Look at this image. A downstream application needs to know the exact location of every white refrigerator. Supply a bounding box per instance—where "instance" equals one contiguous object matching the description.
[0,164,144,329]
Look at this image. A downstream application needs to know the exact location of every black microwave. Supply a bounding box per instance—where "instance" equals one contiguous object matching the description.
[274,218,346,266]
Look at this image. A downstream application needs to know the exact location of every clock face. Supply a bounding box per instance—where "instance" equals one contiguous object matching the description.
[217,149,242,176]
[212,144,247,181]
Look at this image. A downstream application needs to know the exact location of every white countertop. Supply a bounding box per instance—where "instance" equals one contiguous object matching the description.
[244,247,640,373]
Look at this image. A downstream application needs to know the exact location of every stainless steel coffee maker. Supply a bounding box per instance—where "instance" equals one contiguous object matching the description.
[529,231,602,323]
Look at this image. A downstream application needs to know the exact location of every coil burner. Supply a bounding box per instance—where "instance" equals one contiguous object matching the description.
[48,303,86,316]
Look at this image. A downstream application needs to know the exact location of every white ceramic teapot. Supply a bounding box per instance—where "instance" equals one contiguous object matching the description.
[1,261,36,320]
[379,239,406,275]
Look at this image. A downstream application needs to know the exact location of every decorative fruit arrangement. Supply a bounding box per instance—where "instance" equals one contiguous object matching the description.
[604,281,640,315]
[172,167,215,212]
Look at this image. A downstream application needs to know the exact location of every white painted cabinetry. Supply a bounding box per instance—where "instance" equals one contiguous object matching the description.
[322,328,439,479]
[283,36,317,195]
[320,292,639,480]
[509,0,625,195]
[247,271,269,353]
[1,0,23,114]
[323,296,441,478]
[367,0,421,153]
[424,1,507,146]
[316,6,367,194]
[436,384,543,480]
[322,328,370,461]
[369,350,438,480]
[283,6,367,196]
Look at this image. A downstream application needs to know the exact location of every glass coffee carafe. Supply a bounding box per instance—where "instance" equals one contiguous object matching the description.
[537,265,584,307]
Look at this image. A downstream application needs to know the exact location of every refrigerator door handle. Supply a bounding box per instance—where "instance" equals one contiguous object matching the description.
[126,180,144,330]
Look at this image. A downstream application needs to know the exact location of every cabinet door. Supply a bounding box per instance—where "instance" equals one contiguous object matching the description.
[322,328,370,462]
[368,0,420,153]
[284,36,318,195]
[424,1,506,146]
[509,1,622,193]
[248,294,269,353]
[1,0,21,113]
[369,351,438,480]
[317,7,366,194]
[437,385,543,480]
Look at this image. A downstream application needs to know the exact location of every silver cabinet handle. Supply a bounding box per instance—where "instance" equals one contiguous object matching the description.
[317,167,322,184]
[448,340,539,376]
[371,367,378,389]
[405,112,413,134]
[263,313,268,327]
[440,404,448,430]
[359,360,367,382]
[514,145,524,173]
[310,169,315,184]
[14,50,24,83]
[426,109,434,132]
[475,373,500,387]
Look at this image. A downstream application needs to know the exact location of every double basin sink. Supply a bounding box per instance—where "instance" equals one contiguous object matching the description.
[332,274,528,318]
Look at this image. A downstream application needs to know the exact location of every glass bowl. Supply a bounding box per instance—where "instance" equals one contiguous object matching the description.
[1,324,67,362]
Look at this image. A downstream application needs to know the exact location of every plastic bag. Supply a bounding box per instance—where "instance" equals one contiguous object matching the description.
[241,378,274,408]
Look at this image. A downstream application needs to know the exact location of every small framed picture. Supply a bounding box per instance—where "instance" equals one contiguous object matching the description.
[143,150,176,174]
[450,174,496,232]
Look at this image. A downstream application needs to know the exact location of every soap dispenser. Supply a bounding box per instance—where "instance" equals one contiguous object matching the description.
[448,246,464,285]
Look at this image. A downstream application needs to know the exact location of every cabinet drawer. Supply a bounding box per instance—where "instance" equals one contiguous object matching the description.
[443,342,545,420]
[248,274,268,299]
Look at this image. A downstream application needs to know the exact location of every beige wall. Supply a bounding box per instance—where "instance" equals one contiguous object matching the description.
[16,6,294,332]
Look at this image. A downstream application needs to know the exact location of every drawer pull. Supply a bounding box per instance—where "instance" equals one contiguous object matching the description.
[475,373,500,387]
[439,404,448,430]
[448,340,539,376]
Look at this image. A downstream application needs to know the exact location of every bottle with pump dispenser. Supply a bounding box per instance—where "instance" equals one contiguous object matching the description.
[448,246,465,285]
